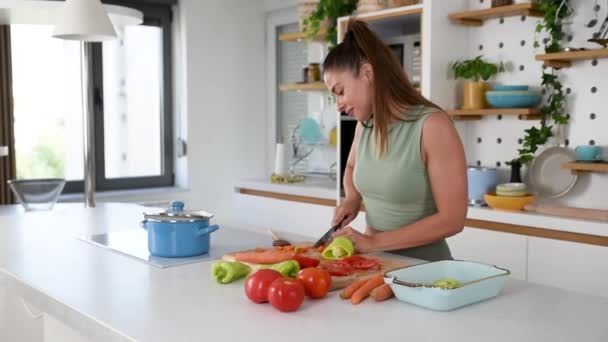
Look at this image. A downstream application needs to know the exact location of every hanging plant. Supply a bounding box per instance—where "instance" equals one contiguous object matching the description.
[514,0,571,165]
[303,0,359,46]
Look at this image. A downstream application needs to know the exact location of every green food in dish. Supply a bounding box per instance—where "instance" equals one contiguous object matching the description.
[321,236,355,260]
[263,260,301,278]
[212,261,252,284]
[432,278,462,289]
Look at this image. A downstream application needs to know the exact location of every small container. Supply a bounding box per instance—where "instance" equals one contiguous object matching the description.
[467,166,497,206]
[141,201,219,258]
[302,66,309,83]
[384,260,510,311]
[308,63,321,82]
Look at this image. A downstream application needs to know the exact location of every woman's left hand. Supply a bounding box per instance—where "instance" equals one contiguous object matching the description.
[332,226,377,254]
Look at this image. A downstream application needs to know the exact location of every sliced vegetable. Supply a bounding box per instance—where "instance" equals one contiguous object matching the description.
[319,260,354,277]
[211,261,252,284]
[351,274,384,304]
[233,250,294,264]
[370,283,394,302]
[316,244,325,253]
[321,237,355,260]
[343,255,382,270]
[292,254,320,269]
[340,278,369,299]
[263,260,301,278]
[432,278,462,289]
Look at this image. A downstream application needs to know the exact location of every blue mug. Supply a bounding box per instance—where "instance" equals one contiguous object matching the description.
[575,145,601,161]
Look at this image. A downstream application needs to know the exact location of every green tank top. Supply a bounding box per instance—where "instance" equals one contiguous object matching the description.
[353,105,452,261]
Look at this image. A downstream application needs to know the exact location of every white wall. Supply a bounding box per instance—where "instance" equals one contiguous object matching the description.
[175,0,268,225]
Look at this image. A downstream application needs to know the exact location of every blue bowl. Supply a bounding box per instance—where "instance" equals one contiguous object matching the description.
[493,85,529,91]
[485,90,541,108]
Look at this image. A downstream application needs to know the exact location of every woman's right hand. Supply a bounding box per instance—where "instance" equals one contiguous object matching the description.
[332,197,361,228]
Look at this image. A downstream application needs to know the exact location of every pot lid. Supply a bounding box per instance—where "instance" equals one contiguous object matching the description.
[143,201,214,222]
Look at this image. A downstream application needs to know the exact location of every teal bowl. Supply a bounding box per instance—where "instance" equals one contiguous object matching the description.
[486,90,541,108]
[384,260,510,311]
[493,85,529,91]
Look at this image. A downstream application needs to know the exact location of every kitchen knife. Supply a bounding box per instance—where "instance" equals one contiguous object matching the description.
[313,223,340,248]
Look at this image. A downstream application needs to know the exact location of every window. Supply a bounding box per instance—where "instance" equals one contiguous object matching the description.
[10,3,174,192]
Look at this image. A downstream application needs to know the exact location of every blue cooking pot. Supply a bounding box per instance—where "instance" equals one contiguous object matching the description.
[141,201,220,258]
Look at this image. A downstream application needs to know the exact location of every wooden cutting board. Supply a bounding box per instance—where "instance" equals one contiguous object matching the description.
[222,245,409,291]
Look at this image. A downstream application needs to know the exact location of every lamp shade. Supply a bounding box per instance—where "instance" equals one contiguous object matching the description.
[52,0,116,41]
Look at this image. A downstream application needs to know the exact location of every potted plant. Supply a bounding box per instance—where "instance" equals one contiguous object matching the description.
[452,56,504,110]
[303,0,359,46]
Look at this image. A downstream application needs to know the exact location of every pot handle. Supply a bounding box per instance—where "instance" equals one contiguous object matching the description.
[140,220,148,230]
[197,224,219,236]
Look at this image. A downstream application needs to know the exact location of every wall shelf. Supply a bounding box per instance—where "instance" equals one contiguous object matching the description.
[278,30,325,42]
[448,3,543,26]
[562,162,608,175]
[446,108,540,121]
[535,48,608,68]
[279,82,327,92]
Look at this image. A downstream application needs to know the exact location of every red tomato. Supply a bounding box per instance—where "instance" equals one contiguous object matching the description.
[292,254,320,269]
[267,278,305,312]
[320,260,354,277]
[244,269,282,303]
[296,268,332,299]
[343,256,382,270]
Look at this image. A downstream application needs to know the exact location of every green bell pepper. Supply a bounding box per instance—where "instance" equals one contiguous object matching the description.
[321,236,355,260]
[263,260,300,278]
[211,261,252,284]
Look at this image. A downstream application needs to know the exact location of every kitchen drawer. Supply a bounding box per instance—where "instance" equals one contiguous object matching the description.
[0,292,44,342]
[447,227,528,280]
[528,237,608,298]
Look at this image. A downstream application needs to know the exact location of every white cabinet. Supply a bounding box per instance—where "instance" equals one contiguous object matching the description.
[447,227,528,280]
[0,291,44,342]
[528,237,608,298]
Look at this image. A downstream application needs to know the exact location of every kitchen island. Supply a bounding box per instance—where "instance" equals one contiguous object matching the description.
[1,204,607,342]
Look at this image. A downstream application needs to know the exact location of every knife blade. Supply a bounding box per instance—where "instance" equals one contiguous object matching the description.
[313,223,340,248]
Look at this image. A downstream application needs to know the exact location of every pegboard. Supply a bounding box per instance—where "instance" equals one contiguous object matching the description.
[459,0,607,209]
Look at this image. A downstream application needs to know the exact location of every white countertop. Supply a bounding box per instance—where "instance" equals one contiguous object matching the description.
[1,204,608,342]
[236,178,608,237]
[235,176,337,200]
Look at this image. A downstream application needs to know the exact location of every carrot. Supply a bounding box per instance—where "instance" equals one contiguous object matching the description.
[340,278,369,300]
[316,245,325,253]
[351,274,385,305]
[233,250,294,264]
[370,283,394,302]
[255,248,266,253]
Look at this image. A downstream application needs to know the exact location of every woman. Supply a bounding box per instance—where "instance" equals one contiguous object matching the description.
[326,19,467,262]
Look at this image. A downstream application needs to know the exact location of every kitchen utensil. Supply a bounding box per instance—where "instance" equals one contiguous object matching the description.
[485,90,542,108]
[575,145,602,161]
[484,192,535,211]
[594,6,608,39]
[141,201,219,258]
[313,223,340,248]
[588,38,608,47]
[7,179,65,211]
[467,166,497,207]
[586,0,600,28]
[524,204,608,223]
[384,260,510,311]
[528,125,577,198]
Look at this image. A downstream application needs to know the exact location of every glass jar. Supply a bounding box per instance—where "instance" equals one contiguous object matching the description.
[308,63,321,82]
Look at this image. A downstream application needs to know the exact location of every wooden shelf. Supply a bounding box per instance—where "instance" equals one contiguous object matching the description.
[448,3,543,26]
[278,30,326,42]
[446,108,540,121]
[279,82,327,92]
[535,48,608,68]
[562,162,608,174]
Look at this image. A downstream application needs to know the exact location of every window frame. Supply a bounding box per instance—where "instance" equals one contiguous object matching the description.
[60,3,174,193]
